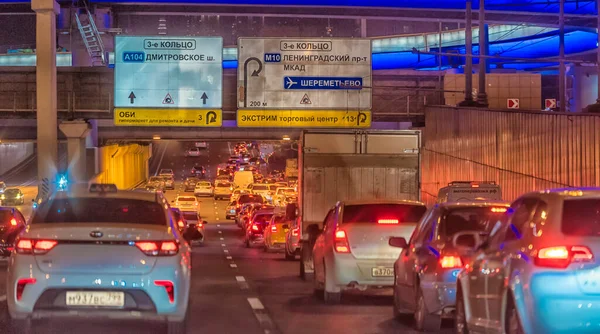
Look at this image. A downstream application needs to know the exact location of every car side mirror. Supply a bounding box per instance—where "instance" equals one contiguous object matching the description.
[389,237,408,249]
[171,200,175,203]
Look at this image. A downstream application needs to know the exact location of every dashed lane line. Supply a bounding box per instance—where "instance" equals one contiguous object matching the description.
[220,237,224,241]
[230,263,238,268]
[221,244,226,247]
[247,297,280,334]
[224,249,229,253]
[218,231,222,234]
[226,256,233,260]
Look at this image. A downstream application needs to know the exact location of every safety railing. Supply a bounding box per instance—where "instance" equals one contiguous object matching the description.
[0,92,112,113]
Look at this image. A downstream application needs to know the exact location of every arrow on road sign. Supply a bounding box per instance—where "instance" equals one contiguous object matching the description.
[300,94,312,104]
[243,57,264,108]
[507,98,520,109]
[545,98,557,109]
[128,92,136,104]
[201,92,209,105]
[163,93,174,104]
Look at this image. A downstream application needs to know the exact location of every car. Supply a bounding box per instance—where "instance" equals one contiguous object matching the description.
[0,207,27,258]
[160,175,175,190]
[230,189,246,203]
[250,184,276,203]
[0,181,6,193]
[183,177,198,192]
[171,198,206,245]
[455,188,600,334]
[391,201,510,331]
[147,176,166,191]
[263,212,292,253]
[244,209,274,248]
[173,195,199,213]
[312,200,427,303]
[238,162,251,171]
[225,201,238,220]
[1,188,25,206]
[159,169,174,177]
[217,168,233,178]
[194,181,213,197]
[195,142,207,149]
[214,181,233,200]
[285,213,301,261]
[6,183,191,333]
[437,181,502,203]
[190,166,206,179]
[186,147,200,157]
[240,153,251,162]
[273,187,296,206]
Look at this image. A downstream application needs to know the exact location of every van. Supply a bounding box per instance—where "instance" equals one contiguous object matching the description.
[233,171,254,189]
[436,181,502,203]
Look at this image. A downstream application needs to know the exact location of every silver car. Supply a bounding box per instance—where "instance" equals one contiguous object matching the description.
[312,200,427,303]
[390,201,509,331]
[456,188,600,334]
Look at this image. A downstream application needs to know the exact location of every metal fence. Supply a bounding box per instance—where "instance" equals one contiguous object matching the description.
[0,92,112,113]
[421,105,600,205]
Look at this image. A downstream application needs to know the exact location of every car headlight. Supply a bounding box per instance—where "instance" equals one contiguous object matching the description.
[0,195,4,199]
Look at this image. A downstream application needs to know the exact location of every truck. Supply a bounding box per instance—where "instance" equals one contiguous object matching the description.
[287,130,423,280]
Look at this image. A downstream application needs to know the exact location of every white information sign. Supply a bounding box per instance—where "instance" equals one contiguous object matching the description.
[237,38,372,110]
[114,36,223,109]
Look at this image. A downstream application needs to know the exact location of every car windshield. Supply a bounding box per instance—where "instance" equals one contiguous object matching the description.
[4,189,20,195]
[31,198,167,225]
[441,206,508,238]
[252,185,269,191]
[562,199,600,236]
[342,204,427,224]
[216,182,231,187]
[177,197,196,202]
[198,182,211,187]
[239,195,265,204]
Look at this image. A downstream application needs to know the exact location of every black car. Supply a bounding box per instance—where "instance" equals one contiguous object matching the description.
[1,188,24,206]
[191,166,206,178]
[184,177,200,192]
[0,207,26,257]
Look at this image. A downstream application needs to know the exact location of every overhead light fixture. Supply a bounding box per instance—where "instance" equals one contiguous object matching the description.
[282,135,291,141]
[153,135,161,140]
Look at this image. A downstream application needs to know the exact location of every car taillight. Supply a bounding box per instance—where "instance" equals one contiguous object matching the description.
[135,241,179,256]
[271,225,277,232]
[10,218,17,226]
[177,220,185,228]
[252,224,259,231]
[16,278,36,301]
[491,207,507,213]
[535,246,594,268]
[334,229,350,253]
[440,255,463,269]
[154,280,175,303]
[378,219,399,224]
[16,239,58,255]
[292,227,300,237]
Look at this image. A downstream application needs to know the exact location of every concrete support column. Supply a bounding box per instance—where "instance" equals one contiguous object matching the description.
[458,0,477,107]
[559,0,566,112]
[32,0,60,199]
[59,121,91,184]
[584,0,600,112]
[360,19,367,38]
[476,0,488,107]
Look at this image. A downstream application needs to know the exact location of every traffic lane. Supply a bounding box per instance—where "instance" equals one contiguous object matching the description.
[2,185,38,220]
[219,224,454,334]
[0,224,265,334]
[164,182,229,223]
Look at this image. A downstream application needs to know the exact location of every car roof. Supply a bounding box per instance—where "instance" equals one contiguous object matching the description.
[177,195,196,199]
[341,199,425,206]
[60,185,161,202]
[435,200,510,209]
[533,187,600,198]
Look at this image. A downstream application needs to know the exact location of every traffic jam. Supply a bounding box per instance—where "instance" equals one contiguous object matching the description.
[0,132,598,334]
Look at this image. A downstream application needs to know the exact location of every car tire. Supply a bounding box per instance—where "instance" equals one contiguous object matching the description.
[505,294,525,334]
[167,304,189,334]
[414,287,441,332]
[455,286,469,334]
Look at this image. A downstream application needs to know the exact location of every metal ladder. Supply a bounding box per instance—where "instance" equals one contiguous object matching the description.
[75,1,106,66]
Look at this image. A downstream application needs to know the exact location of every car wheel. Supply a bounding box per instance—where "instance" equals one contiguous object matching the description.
[455,286,469,334]
[506,295,525,334]
[167,304,189,334]
[414,287,441,332]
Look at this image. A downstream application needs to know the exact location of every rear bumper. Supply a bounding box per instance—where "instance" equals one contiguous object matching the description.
[330,255,396,287]
[194,191,213,196]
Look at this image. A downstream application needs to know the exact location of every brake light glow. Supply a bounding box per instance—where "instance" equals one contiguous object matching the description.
[16,239,57,255]
[135,241,179,256]
[292,227,300,237]
[471,184,479,188]
[16,278,36,301]
[378,219,399,224]
[491,207,507,213]
[535,246,594,268]
[10,218,17,226]
[178,220,185,228]
[252,224,259,231]
[154,280,175,303]
[271,225,278,232]
[440,255,463,269]
[334,229,350,253]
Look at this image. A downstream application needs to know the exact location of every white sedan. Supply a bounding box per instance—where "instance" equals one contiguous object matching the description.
[6,183,191,333]
[186,148,200,157]
[194,181,214,197]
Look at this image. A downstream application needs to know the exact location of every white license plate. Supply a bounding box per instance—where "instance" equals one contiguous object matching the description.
[66,291,125,307]
[371,267,394,277]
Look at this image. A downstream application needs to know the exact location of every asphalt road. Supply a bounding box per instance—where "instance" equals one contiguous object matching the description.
[0,141,452,334]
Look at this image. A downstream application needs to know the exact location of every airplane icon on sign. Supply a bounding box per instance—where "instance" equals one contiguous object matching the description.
[285,77,298,89]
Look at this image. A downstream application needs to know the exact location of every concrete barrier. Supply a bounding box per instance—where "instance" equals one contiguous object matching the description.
[91,143,150,190]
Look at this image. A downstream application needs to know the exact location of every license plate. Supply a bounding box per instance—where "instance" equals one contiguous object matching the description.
[66,291,125,307]
[371,267,394,277]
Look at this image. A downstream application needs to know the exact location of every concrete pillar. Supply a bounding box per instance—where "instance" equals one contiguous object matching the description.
[59,121,91,184]
[32,0,60,199]
[458,1,477,107]
[360,19,367,38]
[476,0,488,107]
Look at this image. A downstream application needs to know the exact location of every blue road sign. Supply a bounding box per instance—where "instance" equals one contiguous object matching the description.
[264,53,281,62]
[283,76,363,90]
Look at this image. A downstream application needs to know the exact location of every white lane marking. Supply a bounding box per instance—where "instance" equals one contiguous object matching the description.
[220,237,224,241]
[216,217,220,221]
[224,249,229,253]
[221,244,226,247]
[226,256,233,260]
[236,276,246,282]
[247,298,264,310]
[230,263,238,268]
[218,231,222,234]
[217,224,221,227]
[0,295,6,302]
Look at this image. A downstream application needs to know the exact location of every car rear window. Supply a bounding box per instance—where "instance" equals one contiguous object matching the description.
[342,204,427,224]
[31,198,167,225]
[177,197,196,202]
[562,199,600,236]
[441,206,507,238]
[252,185,269,191]
[239,195,265,204]
[216,182,231,187]
[198,182,211,186]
